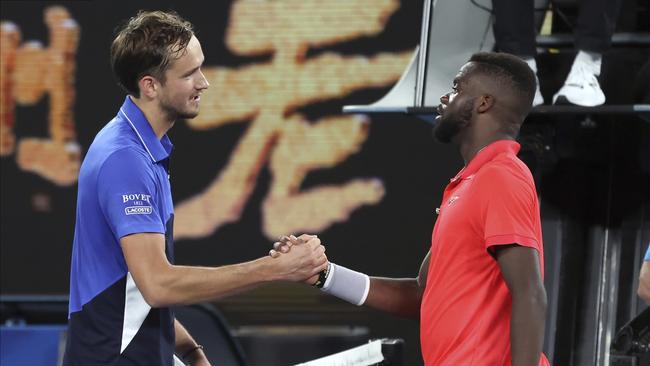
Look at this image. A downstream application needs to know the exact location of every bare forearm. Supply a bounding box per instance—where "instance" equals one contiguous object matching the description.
[122,233,327,308]
[147,257,275,307]
[638,262,650,304]
[175,319,198,352]
[510,288,547,366]
[363,277,422,319]
[175,320,208,364]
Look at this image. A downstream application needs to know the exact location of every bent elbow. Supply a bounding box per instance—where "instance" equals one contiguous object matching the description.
[130,265,176,308]
[533,285,548,313]
[142,292,163,308]
[514,284,547,314]
[141,287,172,308]
[134,276,173,308]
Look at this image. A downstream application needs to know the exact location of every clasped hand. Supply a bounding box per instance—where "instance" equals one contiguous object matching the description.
[269,234,326,285]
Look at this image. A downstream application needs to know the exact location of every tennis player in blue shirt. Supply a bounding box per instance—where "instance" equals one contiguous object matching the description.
[64,11,327,366]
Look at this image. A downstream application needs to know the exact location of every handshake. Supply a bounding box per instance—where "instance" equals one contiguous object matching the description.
[267,234,328,285]
[266,234,369,306]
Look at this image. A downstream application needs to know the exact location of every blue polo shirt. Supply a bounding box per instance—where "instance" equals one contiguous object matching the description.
[645,244,650,261]
[64,96,175,366]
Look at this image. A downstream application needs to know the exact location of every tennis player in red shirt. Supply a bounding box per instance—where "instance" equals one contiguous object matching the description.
[274,52,550,366]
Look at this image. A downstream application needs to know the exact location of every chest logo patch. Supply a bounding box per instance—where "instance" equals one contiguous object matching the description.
[447,195,460,206]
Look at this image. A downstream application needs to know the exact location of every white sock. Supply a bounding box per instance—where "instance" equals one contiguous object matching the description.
[573,50,602,76]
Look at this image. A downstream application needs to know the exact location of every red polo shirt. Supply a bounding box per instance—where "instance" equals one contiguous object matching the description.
[420,140,550,366]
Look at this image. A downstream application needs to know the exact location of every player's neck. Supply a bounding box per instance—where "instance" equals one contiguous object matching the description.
[459,131,513,165]
[129,96,174,139]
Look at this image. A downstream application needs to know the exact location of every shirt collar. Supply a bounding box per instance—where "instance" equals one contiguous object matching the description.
[118,96,173,163]
[450,140,521,183]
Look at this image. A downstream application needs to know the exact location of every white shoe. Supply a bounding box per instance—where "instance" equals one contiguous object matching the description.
[553,52,606,107]
[533,77,544,107]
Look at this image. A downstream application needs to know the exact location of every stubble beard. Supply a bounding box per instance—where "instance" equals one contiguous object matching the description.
[160,97,199,122]
[432,99,474,143]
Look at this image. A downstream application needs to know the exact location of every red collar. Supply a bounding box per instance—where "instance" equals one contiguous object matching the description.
[450,140,521,183]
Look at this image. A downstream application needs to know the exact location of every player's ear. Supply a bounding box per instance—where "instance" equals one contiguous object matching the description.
[477,94,494,113]
[138,75,159,99]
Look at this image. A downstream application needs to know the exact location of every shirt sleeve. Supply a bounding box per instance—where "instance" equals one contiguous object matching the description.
[645,243,650,261]
[480,165,541,252]
[97,149,165,239]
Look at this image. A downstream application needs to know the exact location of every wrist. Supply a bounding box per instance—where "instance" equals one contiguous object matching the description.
[313,262,331,288]
[254,256,282,283]
[320,263,370,306]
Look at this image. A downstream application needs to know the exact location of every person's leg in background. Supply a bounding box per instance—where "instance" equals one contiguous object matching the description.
[553,0,623,106]
[492,0,545,106]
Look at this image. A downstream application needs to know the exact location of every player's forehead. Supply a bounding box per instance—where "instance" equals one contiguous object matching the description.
[452,62,477,87]
[167,36,204,73]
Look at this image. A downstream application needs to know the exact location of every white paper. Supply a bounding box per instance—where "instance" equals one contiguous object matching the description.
[294,339,384,366]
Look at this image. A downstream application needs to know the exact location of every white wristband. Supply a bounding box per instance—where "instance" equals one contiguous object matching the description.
[321,263,370,306]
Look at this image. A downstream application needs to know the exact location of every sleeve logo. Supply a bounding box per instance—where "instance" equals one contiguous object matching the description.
[125,206,153,215]
[122,193,153,215]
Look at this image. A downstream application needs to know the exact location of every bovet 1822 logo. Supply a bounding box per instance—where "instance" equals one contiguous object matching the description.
[122,193,153,215]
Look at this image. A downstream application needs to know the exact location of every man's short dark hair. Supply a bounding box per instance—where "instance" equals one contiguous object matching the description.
[111,10,194,97]
[468,52,537,117]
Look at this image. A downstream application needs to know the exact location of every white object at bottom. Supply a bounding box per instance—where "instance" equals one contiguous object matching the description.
[293,339,384,366]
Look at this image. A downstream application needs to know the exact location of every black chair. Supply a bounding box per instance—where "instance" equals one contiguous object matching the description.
[610,307,650,366]
[174,303,247,366]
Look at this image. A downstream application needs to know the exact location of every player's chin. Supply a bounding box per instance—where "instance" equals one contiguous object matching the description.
[179,108,199,120]
[185,103,200,115]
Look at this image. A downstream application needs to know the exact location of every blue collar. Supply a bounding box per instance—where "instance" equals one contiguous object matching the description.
[118,96,173,163]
